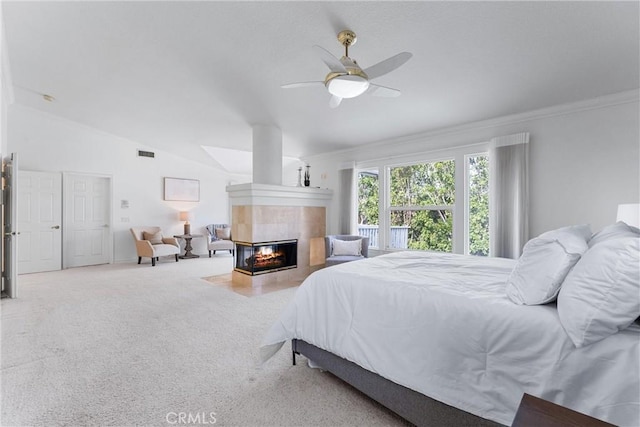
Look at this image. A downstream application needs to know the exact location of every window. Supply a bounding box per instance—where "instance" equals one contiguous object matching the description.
[467,155,489,256]
[355,145,489,254]
[389,160,455,252]
[357,170,379,248]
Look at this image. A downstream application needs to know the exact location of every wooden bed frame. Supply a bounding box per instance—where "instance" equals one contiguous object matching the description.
[512,394,615,427]
[292,339,502,427]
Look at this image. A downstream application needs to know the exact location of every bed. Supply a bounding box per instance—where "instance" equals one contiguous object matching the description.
[261,251,640,426]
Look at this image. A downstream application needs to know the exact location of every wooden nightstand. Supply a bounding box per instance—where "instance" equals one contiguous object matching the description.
[512,393,615,427]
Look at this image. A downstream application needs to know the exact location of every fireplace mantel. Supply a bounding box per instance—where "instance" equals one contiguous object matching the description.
[226,183,333,207]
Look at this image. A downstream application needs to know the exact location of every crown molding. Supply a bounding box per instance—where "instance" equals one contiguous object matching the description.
[305,89,640,161]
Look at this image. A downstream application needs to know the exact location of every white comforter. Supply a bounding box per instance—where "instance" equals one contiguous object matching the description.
[262,251,640,426]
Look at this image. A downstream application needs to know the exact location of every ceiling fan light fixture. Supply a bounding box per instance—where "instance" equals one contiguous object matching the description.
[282,29,412,106]
[326,75,369,98]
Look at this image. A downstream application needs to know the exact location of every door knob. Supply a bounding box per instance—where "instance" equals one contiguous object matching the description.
[51,225,60,229]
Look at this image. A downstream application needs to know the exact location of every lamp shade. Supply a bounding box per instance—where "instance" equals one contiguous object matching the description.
[179,211,193,223]
[616,203,640,228]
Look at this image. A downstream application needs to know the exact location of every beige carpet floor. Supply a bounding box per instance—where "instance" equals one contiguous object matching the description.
[1,256,407,426]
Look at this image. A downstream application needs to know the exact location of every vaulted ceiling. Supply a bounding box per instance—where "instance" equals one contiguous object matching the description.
[3,1,639,170]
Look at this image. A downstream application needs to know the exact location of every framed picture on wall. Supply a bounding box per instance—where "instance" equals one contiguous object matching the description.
[164,177,200,202]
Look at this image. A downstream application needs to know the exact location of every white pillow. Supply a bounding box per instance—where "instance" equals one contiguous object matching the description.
[558,236,640,348]
[505,224,591,305]
[539,223,592,242]
[331,239,362,257]
[588,221,640,248]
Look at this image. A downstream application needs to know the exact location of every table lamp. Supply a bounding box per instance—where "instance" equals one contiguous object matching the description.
[179,211,193,235]
[617,203,640,228]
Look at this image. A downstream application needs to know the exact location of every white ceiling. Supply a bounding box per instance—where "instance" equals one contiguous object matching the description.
[3,1,639,170]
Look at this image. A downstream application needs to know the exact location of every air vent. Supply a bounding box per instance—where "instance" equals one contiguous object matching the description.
[138,150,155,158]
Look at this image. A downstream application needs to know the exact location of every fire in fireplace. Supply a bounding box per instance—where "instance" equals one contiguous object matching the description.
[234,239,297,276]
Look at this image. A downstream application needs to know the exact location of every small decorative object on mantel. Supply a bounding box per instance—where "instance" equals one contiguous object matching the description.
[304,164,310,187]
[297,167,303,187]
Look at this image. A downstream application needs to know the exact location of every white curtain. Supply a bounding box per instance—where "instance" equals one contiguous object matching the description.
[338,167,355,234]
[489,132,530,259]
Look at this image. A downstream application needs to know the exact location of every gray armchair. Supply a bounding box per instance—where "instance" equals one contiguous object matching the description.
[206,224,234,256]
[325,235,369,266]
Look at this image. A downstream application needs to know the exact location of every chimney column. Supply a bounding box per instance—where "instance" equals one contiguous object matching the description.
[252,125,282,185]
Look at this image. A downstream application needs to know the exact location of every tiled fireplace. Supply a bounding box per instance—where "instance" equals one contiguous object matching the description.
[227,183,332,287]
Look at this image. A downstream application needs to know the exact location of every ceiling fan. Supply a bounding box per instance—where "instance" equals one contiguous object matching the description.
[282,30,412,108]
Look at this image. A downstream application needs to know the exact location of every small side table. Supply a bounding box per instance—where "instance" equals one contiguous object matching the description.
[173,234,203,259]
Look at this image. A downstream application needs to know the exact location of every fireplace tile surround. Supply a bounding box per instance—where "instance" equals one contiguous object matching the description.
[227,183,333,287]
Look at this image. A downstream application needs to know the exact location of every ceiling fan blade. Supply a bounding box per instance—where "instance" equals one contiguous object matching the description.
[329,95,343,108]
[313,45,347,73]
[281,81,324,89]
[364,52,412,80]
[366,83,401,98]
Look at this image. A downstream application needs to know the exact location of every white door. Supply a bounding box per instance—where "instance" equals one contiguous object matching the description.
[17,171,62,274]
[2,153,19,297]
[64,174,111,268]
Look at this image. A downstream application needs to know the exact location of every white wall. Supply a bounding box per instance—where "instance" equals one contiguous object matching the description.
[304,92,639,241]
[8,104,249,262]
[1,72,7,159]
[1,10,12,157]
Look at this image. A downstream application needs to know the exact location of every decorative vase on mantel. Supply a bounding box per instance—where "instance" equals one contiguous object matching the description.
[297,167,303,187]
[304,165,310,187]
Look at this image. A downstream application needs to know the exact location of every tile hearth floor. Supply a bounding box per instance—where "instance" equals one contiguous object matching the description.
[201,273,305,297]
